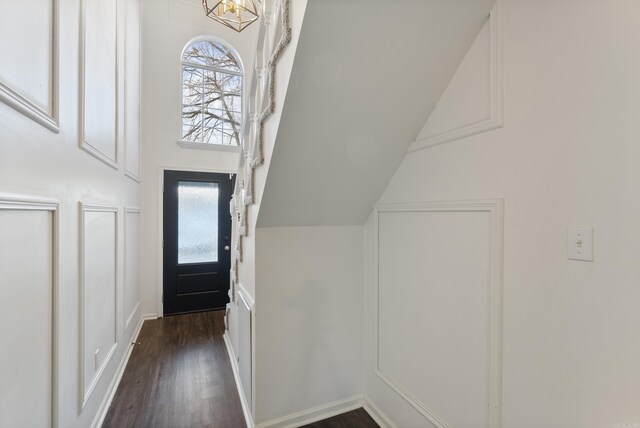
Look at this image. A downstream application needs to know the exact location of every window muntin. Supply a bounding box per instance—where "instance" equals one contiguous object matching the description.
[181,40,242,146]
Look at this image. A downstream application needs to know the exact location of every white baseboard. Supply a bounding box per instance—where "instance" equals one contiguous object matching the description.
[223,332,255,428]
[363,398,397,428]
[90,314,150,428]
[256,395,364,428]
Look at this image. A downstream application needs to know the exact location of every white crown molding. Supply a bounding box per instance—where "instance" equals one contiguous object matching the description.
[79,203,119,410]
[0,194,60,428]
[373,199,504,428]
[409,0,504,153]
[79,0,119,170]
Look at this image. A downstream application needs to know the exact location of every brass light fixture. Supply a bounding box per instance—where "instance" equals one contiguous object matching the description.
[203,0,260,33]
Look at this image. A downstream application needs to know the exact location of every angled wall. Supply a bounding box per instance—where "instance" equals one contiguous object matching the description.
[364,0,640,426]
[246,1,497,426]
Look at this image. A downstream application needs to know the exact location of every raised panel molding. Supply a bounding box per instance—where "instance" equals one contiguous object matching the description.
[79,203,119,409]
[79,0,119,169]
[236,282,255,416]
[0,0,59,133]
[124,0,141,182]
[409,1,503,153]
[373,199,504,428]
[0,194,59,428]
[124,207,140,330]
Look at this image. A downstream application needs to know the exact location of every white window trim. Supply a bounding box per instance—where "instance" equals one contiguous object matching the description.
[177,140,240,152]
[178,35,245,151]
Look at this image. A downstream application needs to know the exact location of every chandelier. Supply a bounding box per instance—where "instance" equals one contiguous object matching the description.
[203,0,260,33]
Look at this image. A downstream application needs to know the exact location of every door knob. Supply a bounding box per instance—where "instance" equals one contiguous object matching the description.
[224,246,230,251]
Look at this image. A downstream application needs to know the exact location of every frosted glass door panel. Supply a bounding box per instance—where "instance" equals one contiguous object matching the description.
[178,181,219,264]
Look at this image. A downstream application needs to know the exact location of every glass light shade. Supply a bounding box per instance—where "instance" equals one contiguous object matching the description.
[203,0,260,33]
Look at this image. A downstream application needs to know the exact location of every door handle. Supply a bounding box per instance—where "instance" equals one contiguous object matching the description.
[224,246,230,251]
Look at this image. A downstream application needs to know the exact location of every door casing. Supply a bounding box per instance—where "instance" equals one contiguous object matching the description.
[156,165,236,317]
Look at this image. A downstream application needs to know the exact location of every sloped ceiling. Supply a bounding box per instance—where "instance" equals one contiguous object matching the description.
[258,0,496,227]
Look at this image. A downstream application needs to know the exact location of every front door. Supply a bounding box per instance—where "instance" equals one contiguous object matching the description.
[163,170,234,315]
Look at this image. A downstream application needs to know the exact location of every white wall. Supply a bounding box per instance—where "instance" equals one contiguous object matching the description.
[235,0,308,302]
[227,1,309,422]
[0,0,142,426]
[254,226,364,424]
[139,0,258,316]
[365,0,640,427]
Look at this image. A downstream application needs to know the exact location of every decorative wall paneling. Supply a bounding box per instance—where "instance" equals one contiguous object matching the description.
[0,0,59,132]
[373,200,504,428]
[226,1,292,418]
[222,281,255,427]
[232,0,291,262]
[80,0,119,168]
[237,283,255,413]
[79,204,119,409]
[409,1,503,152]
[124,208,141,331]
[0,194,59,428]
[124,0,141,181]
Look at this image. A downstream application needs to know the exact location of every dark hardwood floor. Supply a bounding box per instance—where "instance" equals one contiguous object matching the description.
[102,311,378,428]
[102,310,245,428]
[302,408,379,428]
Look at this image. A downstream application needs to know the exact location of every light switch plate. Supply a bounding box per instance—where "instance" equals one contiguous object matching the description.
[568,226,594,262]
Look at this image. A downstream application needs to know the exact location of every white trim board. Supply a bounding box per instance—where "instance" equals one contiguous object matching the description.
[177,35,247,150]
[90,314,152,428]
[123,0,141,182]
[226,321,367,428]
[255,396,365,428]
[363,398,397,428]
[0,0,59,133]
[0,193,60,428]
[373,199,504,428]
[409,0,504,152]
[124,207,141,331]
[79,203,119,410]
[79,0,119,169]
[236,281,257,414]
[223,332,255,428]
[177,141,241,152]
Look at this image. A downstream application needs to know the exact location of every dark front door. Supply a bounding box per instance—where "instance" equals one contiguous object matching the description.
[163,170,234,315]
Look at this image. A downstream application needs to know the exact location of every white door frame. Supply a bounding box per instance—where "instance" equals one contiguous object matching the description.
[156,164,236,317]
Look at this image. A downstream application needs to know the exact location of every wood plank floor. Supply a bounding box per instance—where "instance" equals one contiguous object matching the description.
[103,310,379,428]
[302,408,379,428]
[102,311,246,428]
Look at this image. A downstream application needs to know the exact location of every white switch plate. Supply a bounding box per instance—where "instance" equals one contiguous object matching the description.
[568,226,594,262]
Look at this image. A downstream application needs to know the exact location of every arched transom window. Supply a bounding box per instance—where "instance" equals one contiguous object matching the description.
[181,39,242,146]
